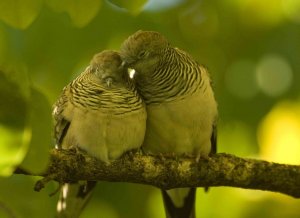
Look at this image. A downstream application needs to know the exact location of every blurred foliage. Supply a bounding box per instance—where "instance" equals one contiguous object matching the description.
[0,0,299,217]
[0,67,30,176]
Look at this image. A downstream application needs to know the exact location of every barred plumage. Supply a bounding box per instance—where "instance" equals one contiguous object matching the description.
[53,50,147,218]
[120,30,218,218]
[143,47,207,104]
[55,65,144,115]
[53,51,146,158]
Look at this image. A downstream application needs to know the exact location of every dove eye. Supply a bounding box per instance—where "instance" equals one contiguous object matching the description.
[102,75,114,81]
[90,66,101,74]
[138,50,147,59]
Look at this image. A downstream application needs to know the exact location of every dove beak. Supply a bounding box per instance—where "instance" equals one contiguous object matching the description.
[128,68,136,79]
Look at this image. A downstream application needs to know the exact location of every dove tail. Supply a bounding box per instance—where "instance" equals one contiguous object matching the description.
[161,188,196,218]
[56,181,96,218]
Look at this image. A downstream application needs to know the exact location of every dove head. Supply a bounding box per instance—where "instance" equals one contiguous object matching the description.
[90,50,126,87]
[120,30,169,79]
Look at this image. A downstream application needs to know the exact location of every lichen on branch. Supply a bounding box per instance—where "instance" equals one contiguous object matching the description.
[15,149,300,198]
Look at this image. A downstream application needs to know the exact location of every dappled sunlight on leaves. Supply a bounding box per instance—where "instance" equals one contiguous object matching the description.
[258,101,300,164]
[228,0,285,28]
[146,188,165,218]
[0,69,30,176]
[218,121,258,156]
[0,68,51,176]
[0,126,30,176]
[225,60,259,99]
[256,54,293,97]
[178,2,219,40]
[108,0,148,15]
[0,0,42,29]
[282,0,300,24]
[46,0,102,27]
[20,87,52,174]
[198,187,300,218]
[81,198,120,218]
[144,0,184,12]
[0,175,57,217]
[0,27,8,61]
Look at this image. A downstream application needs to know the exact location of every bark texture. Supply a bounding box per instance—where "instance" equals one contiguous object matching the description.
[15,149,300,198]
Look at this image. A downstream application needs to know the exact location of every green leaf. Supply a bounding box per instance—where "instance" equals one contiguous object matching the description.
[0,175,57,218]
[20,87,53,174]
[0,0,42,29]
[46,0,102,27]
[108,0,148,15]
[0,27,8,61]
[0,69,30,176]
[0,126,30,177]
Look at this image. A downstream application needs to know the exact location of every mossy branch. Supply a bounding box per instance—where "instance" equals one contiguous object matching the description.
[15,149,300,198]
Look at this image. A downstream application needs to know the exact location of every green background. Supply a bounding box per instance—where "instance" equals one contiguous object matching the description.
[1,0,300,217]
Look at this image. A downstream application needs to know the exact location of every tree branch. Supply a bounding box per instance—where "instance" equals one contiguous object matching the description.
[15,149,300,198]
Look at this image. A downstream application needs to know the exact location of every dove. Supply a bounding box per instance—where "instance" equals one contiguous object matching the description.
[120,31,217,218]
[53,50,147,217]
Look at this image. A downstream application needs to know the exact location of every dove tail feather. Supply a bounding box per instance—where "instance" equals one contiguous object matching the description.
[161,188,196,218]
[56,181,96,218]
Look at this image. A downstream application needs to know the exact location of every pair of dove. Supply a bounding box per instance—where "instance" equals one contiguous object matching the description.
[53,30,218,218]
